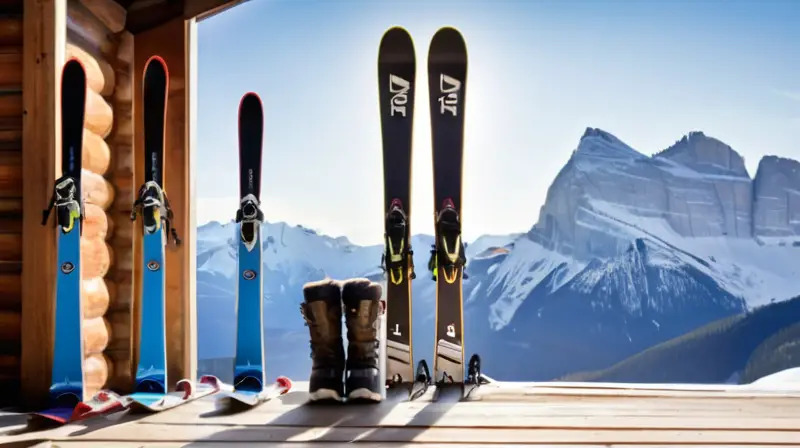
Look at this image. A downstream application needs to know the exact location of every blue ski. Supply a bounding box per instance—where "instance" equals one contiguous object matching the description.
[33,58,88,424]
[128,55,201,412]
[229,92,268,404]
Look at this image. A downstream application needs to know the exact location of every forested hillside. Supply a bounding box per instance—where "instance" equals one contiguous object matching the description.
[560,296,800,383]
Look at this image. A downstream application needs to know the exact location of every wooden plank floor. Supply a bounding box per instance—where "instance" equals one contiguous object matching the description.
[2,380,800,447]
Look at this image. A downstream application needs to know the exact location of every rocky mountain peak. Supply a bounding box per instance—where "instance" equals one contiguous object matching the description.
[655,131,749,178]
[752,155,800,238]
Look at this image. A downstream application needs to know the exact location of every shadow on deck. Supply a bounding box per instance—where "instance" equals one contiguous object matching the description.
[2,380,800,447]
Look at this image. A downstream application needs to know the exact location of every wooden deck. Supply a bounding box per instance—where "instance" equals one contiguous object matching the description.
[2,380,800,447]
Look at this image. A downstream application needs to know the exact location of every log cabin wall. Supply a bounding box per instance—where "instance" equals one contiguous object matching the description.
[0,1,23,405]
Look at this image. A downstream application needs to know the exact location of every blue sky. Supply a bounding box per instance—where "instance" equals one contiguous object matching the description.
[195,0,800,246]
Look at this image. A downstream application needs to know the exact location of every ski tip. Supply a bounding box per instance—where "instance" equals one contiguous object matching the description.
[275,376,292,393]
[198,375,219,388]
[62,57,87,101]
[379,26,415,60]
[239,91,263,109]
[428,26,467,60]
[381,25,412,41]
[63,57,87,75]
[144,55,169,78]
[71,401,93,419]
[175,379,193,399]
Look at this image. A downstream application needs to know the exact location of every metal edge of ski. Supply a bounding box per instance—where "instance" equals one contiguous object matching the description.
[427,25,469,398]
[30,57,93,426]
[377,25,419,400]
[198,375,292,408]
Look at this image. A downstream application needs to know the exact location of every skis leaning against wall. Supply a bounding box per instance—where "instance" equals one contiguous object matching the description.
[199,92,293,407]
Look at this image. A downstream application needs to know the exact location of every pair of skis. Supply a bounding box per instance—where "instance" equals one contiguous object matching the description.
[34,56,201,425]
[128,60,294,411]
[378,26,482,401]
[198,92,292,408]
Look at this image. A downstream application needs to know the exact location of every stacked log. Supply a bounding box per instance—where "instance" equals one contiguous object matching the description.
[0,6,24,404]
[106,29,135,392]
[65,0,127,398]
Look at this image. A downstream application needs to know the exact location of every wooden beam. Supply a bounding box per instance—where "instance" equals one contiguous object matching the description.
[130,16,195,391]
[20,0,67,408]
[183,17,198,382]
[124,1,182,35]
[189,0,249,22]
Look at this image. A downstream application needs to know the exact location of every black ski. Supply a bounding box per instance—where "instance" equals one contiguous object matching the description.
[427,26,471,387]
[378,26,418,390]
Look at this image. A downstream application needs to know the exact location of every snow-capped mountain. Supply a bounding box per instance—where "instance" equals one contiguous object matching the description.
[196,127,800,381]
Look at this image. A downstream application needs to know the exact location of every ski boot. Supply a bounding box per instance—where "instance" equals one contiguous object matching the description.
[300,279,345,402]
[130,180,181,246]
[341,278,383,403]
[382,199,416,284]
[235,193,264,252]
[42,175,83,234]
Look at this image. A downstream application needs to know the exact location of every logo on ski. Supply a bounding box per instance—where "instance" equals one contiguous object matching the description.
[67,145,77,173]
[146,260,160,271]
[389,74,410,117]
[151,152,158,182]
[446,323,456,338]
[242,269,257,280]
[438,74,461,116]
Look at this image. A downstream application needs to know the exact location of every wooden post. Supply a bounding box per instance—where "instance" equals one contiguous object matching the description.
[184,16,198,383]
[20,0,67,408]
[131,16,196,389]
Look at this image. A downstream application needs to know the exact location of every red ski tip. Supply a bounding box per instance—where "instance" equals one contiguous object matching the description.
[72,402,92,419]
[199,375,219,387]
[275,376,292,393]
[175,379,193,399]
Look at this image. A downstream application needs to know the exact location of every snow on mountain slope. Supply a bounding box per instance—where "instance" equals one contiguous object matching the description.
[483,237,584,330]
